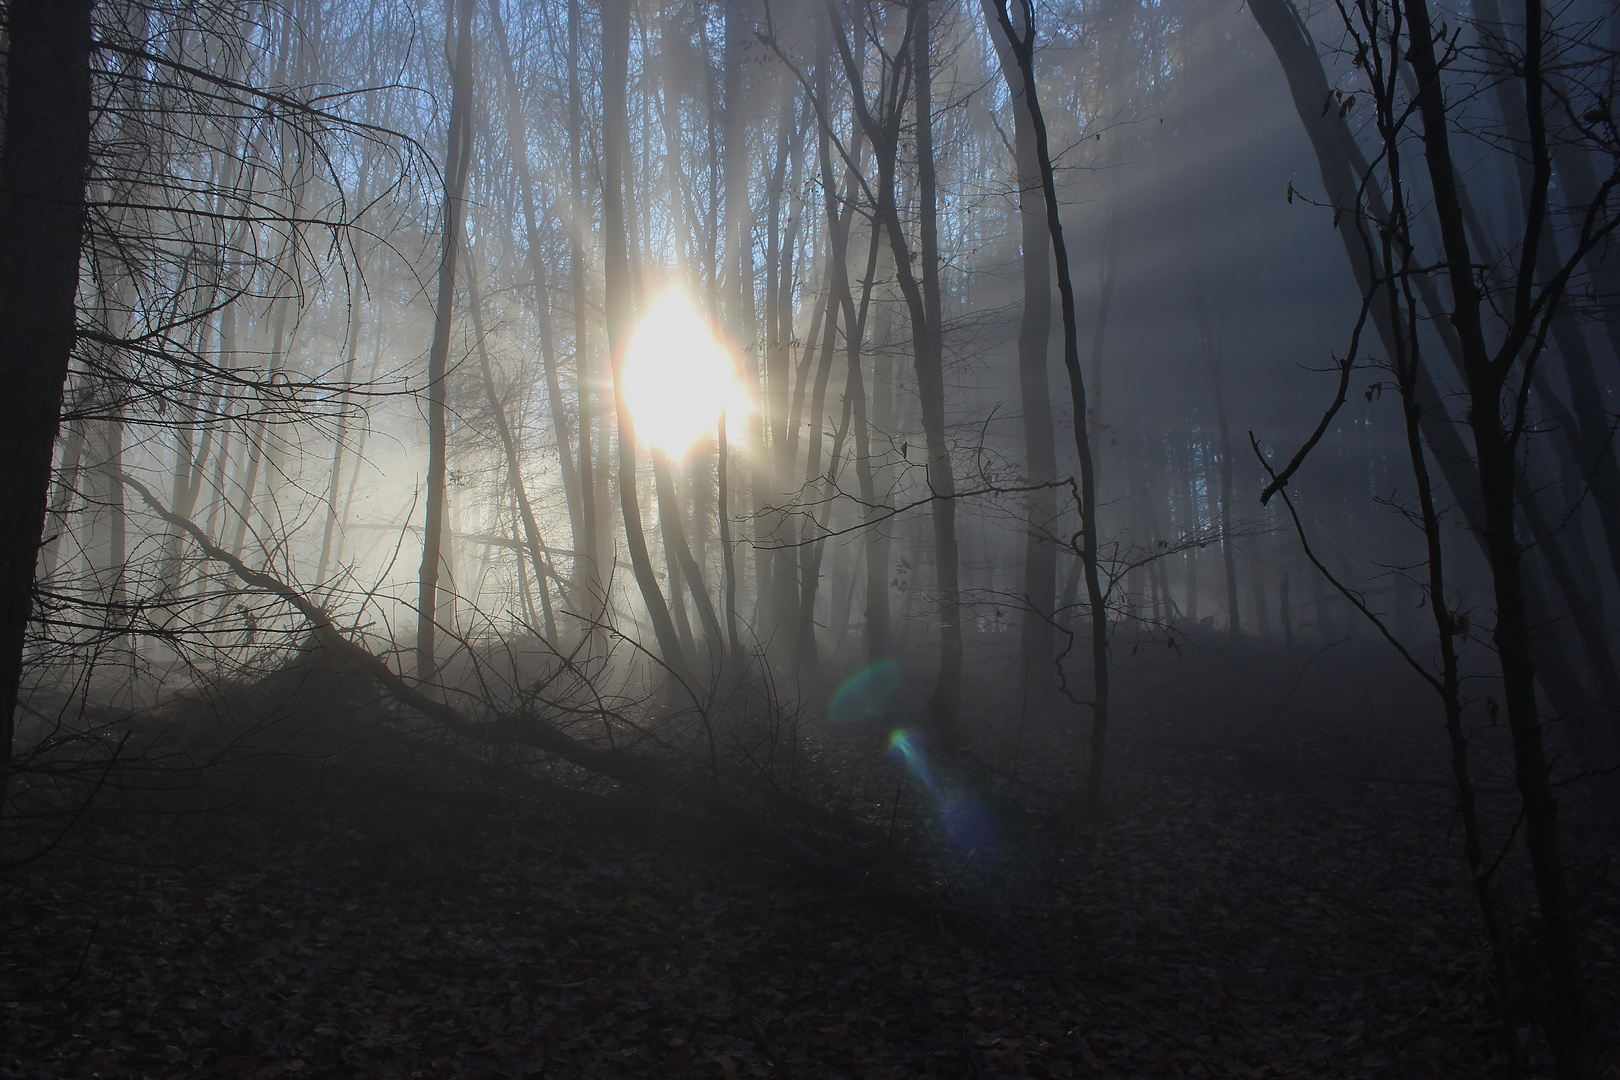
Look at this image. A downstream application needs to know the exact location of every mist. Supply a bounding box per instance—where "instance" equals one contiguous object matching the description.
[0,0,1616,1074]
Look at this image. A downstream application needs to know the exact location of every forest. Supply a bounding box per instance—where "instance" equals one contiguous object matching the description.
[0,0,1617,1075]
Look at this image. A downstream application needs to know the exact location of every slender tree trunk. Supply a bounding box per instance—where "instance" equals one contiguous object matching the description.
[326,330,386,578]
[816,4,892,665]
[226,296,290,559]
[417,0,476,680]
[793,47,877,674]
[980,0,1057,709]
[469,264,558,641]
[1279,571,1293,657]
[909,0,963,747]
[1194,279,1240,644]
[1250,571,1270,640]
[718,408,741,657]
[866,298,897,661]
[655,452,724,660]
[810,145,883,673]
[489,0,587,589]
[987,0,1110,816]
[1393,220,1523,1080]
[663,528,697,662]
[317,164,370,585]
[1402,0,1588,1069]
[567,0,603,614]
[603,0,687,673]
[756,93,803,663]
[83,401,128,623]
[724,0,763,636]
[160,258,227,594]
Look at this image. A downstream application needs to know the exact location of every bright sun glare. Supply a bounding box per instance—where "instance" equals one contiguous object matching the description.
[623,291,747,458]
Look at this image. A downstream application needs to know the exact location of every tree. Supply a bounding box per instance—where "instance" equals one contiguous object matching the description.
[979,0,1057,711]
[416,0,477,681]
[603,0,688,673]
[1249,0,1620,1071]
[1401,0,1599,1066]
[985,0,1112,816]
[826,0,963,748]
[0,0,96,803]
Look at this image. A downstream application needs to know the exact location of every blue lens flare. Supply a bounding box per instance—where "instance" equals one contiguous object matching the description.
[887,727,938,796]
[887,727,1001,864]
[829,658,903,723]
[940,793,999,861]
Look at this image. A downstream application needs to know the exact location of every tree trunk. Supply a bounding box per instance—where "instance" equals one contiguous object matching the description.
[39,418,86,582]
[317,161,370,586]
[469,264,558,641]
[603,0,688,673]
[566,0,603,616]
[489,0,588,595]
[1194,281,1240,644]
[986,0,1110,816]
[724,0,764,639]
[909,0,963,748]
[1401,0,1588,1070]
[416,0,476,680]
[655,452,724,662]
[0,0,94,802]
[718,408,742,657]
[980,0,1057,710]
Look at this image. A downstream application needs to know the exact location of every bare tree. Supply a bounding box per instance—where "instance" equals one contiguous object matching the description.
[603,0,688,673]
[979,0,1057,712]
[417,0,477,680]
[1249,0,1620,1072]
[826,0,962,748]
[984,0,1111,816]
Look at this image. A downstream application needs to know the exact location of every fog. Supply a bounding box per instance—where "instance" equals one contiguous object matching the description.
[1,0,1617,1073]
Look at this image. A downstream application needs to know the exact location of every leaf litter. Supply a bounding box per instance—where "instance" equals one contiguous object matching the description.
[0,641,1615,1079]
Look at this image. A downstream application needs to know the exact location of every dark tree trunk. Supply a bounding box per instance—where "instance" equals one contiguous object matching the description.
[718,407,741,657]
[603,0,687,673]
[980,0,1057,711]
[468,264,558,641]
[986,0,1111,816]
[910,0,963,748]
[655,451,724,662]
[825,0,955,742]
[416,0,476,679]
[0,0,95,802]
[567,0,603,616]
[1401,0,1588,1070]
[1250,0,1620,825]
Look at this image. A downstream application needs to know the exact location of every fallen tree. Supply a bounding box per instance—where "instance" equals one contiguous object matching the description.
[118,472,977,926]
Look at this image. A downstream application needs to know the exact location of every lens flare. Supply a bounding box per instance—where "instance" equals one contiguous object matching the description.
[887,728,1001,864]
[939,793,999,860]
[829,658,903,723]
[622,291,748,458]
[888,728,938,796]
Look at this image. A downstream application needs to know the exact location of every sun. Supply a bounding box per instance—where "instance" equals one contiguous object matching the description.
[622,291,748,458]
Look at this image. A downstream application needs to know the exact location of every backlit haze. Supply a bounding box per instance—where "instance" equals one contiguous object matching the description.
[623,291,748,458]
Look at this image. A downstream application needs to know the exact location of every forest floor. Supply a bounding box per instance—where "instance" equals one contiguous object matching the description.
[0,633,1616,1079]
